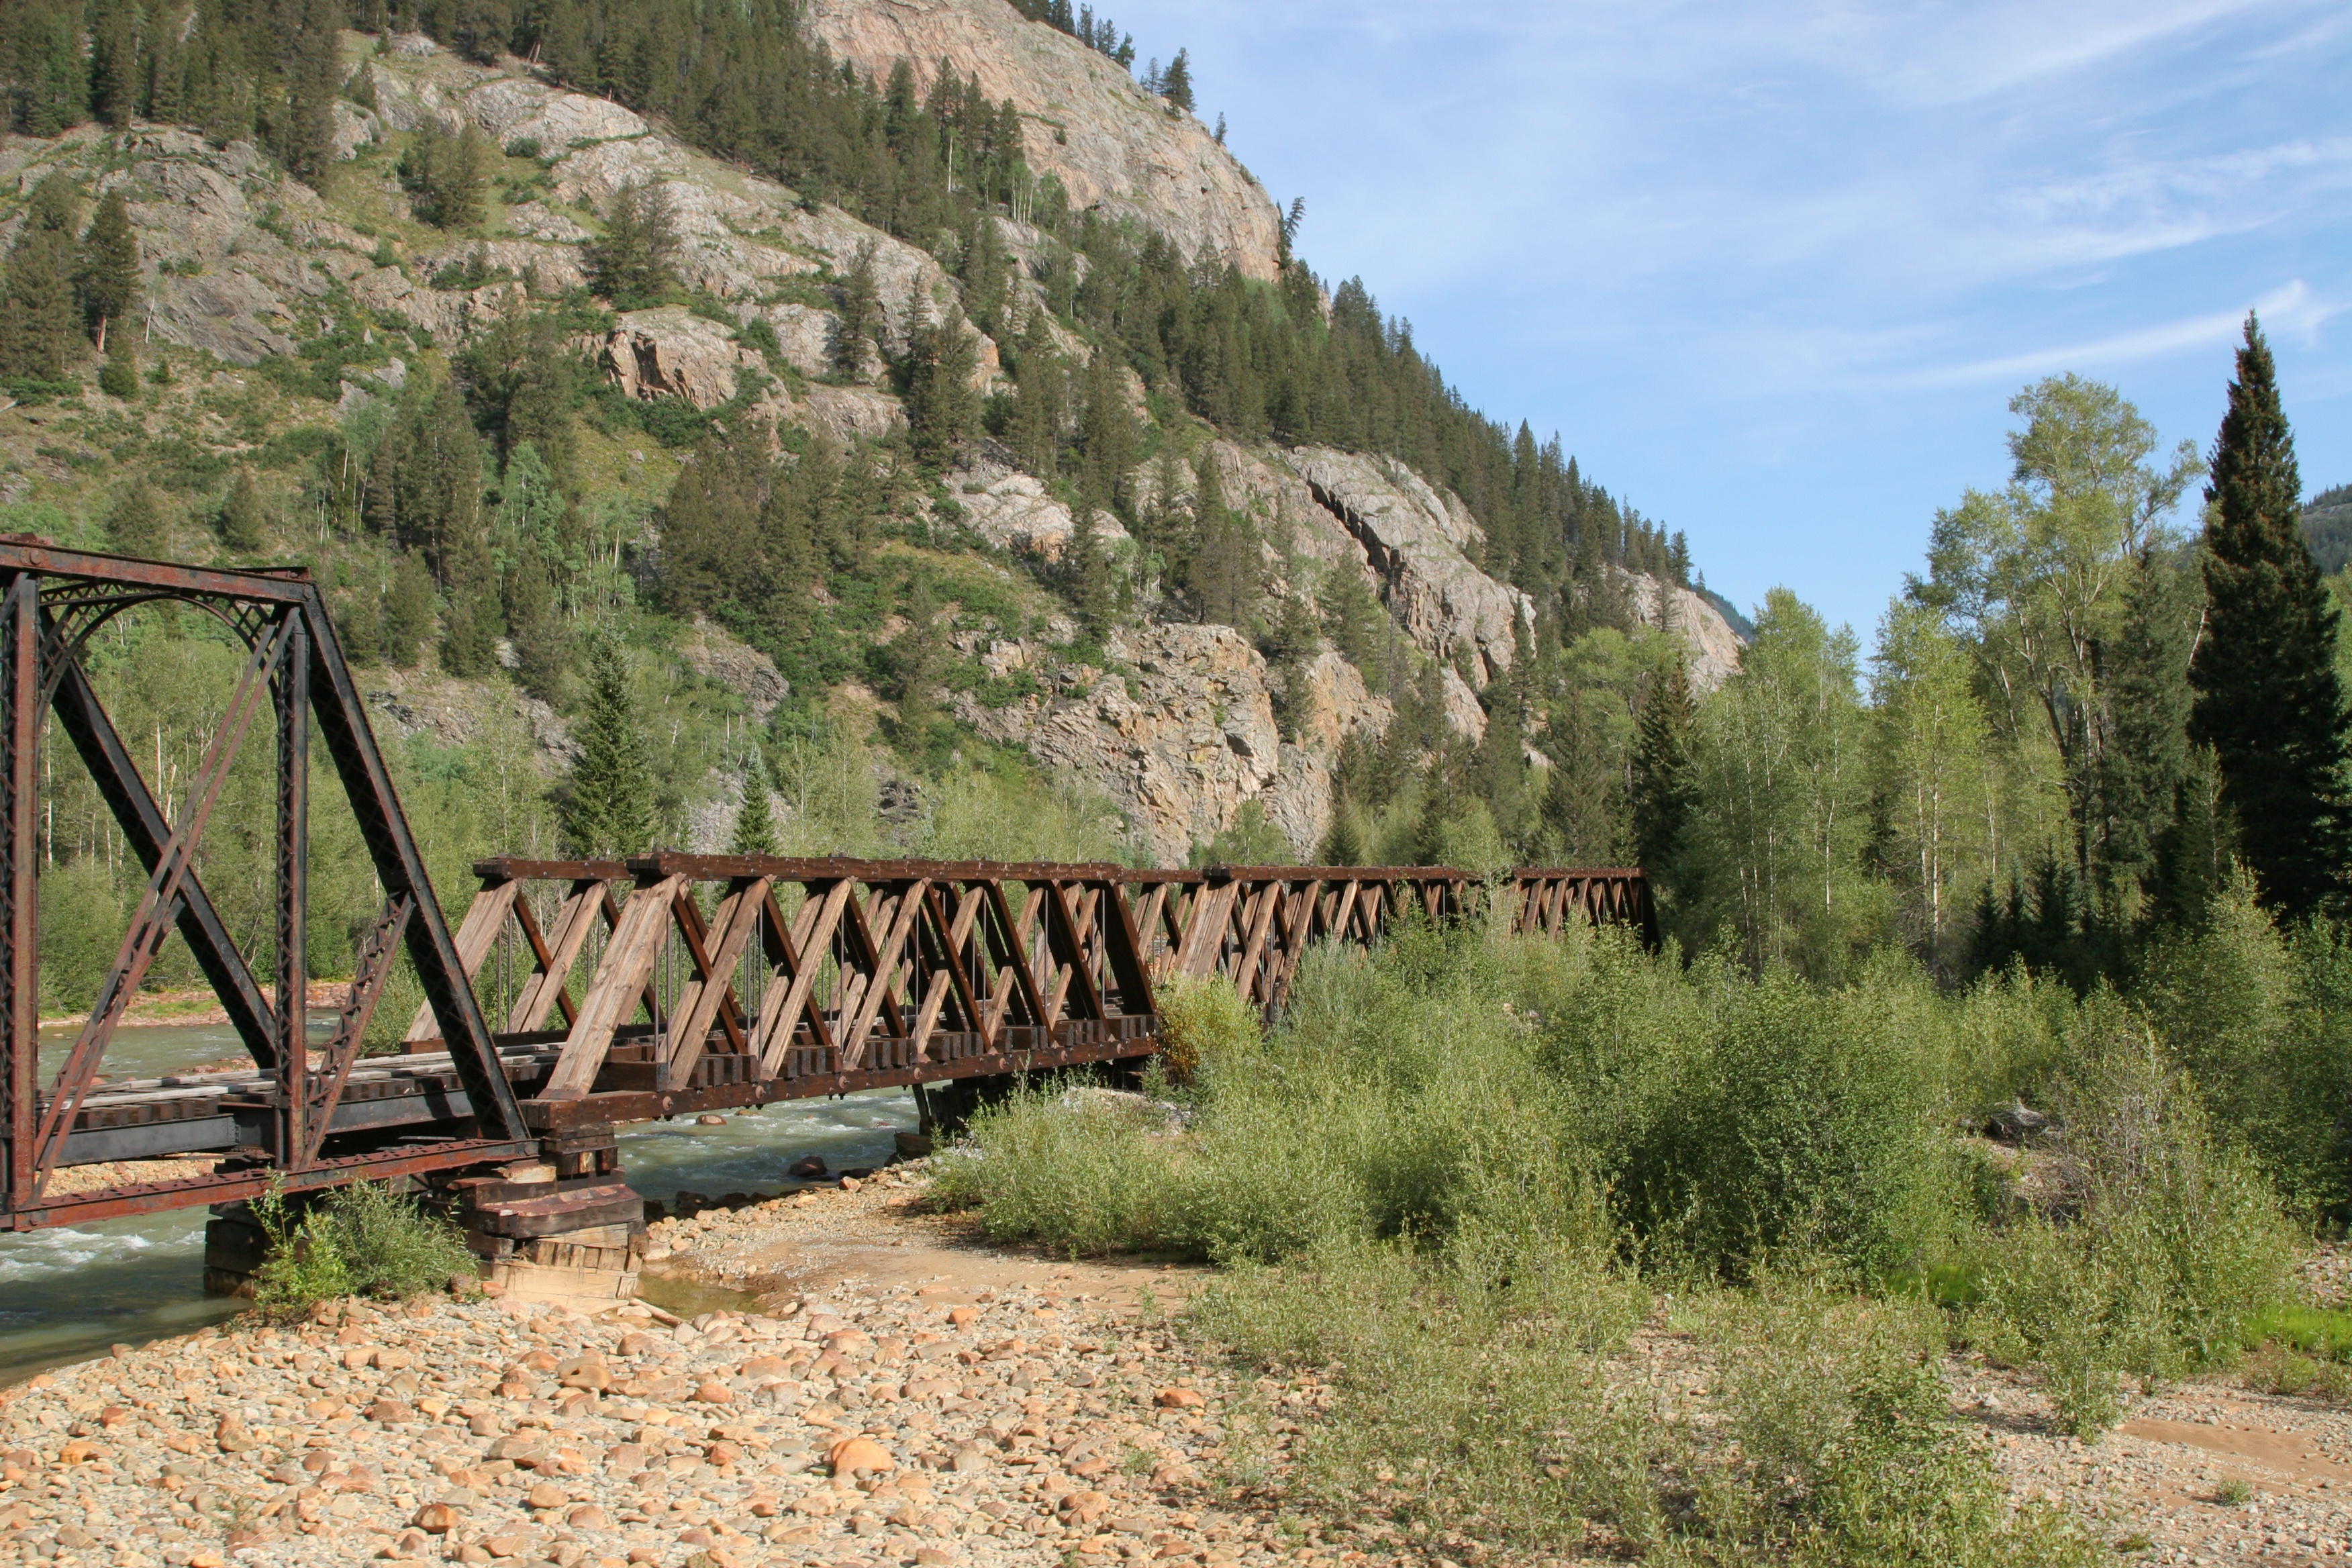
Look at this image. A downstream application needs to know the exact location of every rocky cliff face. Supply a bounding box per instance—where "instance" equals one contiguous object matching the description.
[952,623,1389,865]
[802,0,1282,281]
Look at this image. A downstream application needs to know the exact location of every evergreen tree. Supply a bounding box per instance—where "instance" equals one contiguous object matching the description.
[560,636,655,857]
[901,313,979,465]
[1630,656,1696,877]
[1316,802,1363,867]
[280,10,341,183]
[0,177,80,383]
[1006,311,1063,479]
[729,746,779,855]
[2093,544,2199,914]
[500,528,568,701]
[585,179,679,307]
[97,328,138,397]
[217,468,266,550]
[103,480,166,556]
[400,125,490,229]
[380,550,438,667]
[2189,313,2351,917]
[2145,746,2225,933]
[1159,48,1193,112]
[1074,345,1136,510]
[438,524,501,676]
[75,190,140,352]
[1185,449,1257,628]
[88,0,142,126]
[829,243,883,380]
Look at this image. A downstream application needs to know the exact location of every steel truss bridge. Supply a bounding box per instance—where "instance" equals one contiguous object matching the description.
[0,544,1655,1238]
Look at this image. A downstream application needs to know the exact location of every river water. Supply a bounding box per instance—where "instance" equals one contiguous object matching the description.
[0,1022,922,1383]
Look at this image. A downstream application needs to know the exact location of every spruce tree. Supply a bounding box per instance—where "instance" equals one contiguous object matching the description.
[1159,48,1193,112]
[2092,545,2198,912]
[0,177,80,383]
[2188,313,2350,916]
[217,468,265,550]
[729,746,780,856]
[75,189,140,352]
[585,179,679,307]
[103,481,165,556]
[438,525,501,676]
[1630,656,1696,876]
[830,242,883,379]
[561,636,655,857]
[380,550,437,668]
[97,329,138,397]
[88,0,141,127]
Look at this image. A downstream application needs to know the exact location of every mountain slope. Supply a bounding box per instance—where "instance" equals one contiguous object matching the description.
[0,4,1738,885]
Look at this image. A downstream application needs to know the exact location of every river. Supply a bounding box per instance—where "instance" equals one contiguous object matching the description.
[0,1021,922,1383]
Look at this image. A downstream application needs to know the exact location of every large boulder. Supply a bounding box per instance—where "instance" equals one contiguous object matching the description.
[942,459,1130,562]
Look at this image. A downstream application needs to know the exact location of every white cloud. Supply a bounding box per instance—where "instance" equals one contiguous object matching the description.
[1895,281,2339,387]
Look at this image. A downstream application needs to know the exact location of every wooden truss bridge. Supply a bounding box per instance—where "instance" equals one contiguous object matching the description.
[0,544,1655,1265]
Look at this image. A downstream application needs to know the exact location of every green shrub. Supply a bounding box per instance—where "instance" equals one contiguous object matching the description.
[1967,1021,2294,1436]
[1153,973,1259,1084]
[252,1180,477,1314]
[1683,1273,2105,1566]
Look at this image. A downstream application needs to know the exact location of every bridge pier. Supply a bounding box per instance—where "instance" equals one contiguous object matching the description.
[440,1129,646,1314]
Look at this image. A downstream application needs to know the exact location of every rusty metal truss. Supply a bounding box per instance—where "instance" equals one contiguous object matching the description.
[0,544,1655,1234]
[0,543,531,1230]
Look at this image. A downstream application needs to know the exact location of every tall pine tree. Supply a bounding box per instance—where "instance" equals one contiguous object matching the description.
[1630,656,1696,877]
[2188,313,2350,917]
[561,636,655,856]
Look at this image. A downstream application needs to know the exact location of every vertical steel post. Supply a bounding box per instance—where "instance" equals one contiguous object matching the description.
[274,608,309,1165]
[0,577,34,1213]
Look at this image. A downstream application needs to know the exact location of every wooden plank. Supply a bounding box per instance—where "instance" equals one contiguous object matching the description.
[1229,883,1283,1001]
[910,969,952,1059]
[663,877,771,1090]
[538,875,684,1101]
[1044,881,1105,1022]
[1173,882,1236,977]
[404,880,518,1042]
[507,879,606,1032]
[754,881,850,1077]
[1267,878,1324,1012]
[842,881,927,1068]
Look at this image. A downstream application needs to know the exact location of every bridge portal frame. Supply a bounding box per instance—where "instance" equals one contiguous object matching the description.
[0,542,534,1231]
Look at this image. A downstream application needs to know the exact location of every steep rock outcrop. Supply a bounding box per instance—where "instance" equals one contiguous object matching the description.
[953,623,1387,863]
[1282,446,1534,687]
[803,0,1281,280]
[944,458,1130,562]
[1632,575,1746,691]
[589,307,765,410]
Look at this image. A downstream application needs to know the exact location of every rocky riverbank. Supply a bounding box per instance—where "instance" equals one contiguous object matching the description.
[0,1169,1380,1568]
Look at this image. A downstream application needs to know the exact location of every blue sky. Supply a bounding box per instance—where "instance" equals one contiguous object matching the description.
[1100,0,2352,638]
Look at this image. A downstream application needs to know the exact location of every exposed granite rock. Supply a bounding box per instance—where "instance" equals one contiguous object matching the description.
[955,624,1389,863]
[1281,446,1534,687]
[942,458,1130,562]
[588,307,763,410]
[1632,573,1746,690]
[803,0,1281,280]
[679,616,789,716]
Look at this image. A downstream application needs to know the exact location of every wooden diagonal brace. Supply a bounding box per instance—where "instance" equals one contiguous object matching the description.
[540,874,685,1101]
